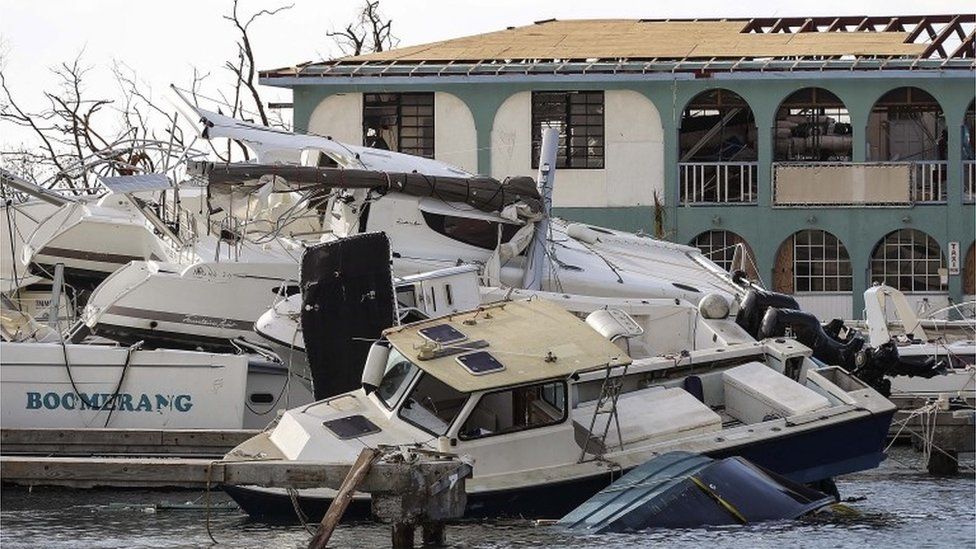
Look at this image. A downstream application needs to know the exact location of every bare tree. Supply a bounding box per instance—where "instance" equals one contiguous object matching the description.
[223,0,293,127]
[1,52,196,192]
[327,1,398,57]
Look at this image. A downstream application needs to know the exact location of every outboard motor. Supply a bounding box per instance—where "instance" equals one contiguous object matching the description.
[758,308,865,371]
[854,341,948,397]
[300,232,397,400]
[735,289,800,339]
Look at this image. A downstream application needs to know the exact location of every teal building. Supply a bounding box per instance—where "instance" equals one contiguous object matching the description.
[262,16,976,319]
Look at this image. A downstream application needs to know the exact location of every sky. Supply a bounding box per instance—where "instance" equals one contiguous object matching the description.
[0,0,971,150]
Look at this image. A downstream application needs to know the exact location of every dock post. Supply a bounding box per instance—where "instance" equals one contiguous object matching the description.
[421,522,445,546]
[392,523,416,548]
[927,449,959,475]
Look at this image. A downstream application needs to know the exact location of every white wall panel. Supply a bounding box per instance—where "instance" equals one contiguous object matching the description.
[490,90,664,208]
[434,92,478,173]
[793,294,854,321]
[308,93,363,145]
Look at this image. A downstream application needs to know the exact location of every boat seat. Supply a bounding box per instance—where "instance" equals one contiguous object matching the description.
[572,387,722,453]
[723,362,830,424]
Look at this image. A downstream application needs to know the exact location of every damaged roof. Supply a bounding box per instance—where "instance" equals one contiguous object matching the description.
[262,15,975,80]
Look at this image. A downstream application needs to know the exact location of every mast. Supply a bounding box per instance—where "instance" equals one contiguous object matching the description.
[521,127,559,290]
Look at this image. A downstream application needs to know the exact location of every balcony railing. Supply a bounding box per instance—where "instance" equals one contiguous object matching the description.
[679,162,758,205]
[910,161,947,203]
[965,160,975,203]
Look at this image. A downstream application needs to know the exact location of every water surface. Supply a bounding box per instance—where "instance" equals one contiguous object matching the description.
[2,447,973,548]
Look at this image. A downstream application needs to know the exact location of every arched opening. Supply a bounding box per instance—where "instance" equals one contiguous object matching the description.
[689,230,758,280]
[773,230,853,294]
[964,99,975,202]
[679,90,758,204]
[775,88,852,162]
[868,87,946,202]
[964,241,975,297]
[870,229,946,293]
[868,87,946,162]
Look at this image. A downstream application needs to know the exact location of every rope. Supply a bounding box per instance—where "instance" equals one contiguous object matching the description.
[288,487,316,536]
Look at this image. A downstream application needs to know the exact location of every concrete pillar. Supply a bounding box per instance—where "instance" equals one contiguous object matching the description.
[756,124,774,208]
[392,523,415,548]
[448,88,508,176]
[944,109,965,306]
[422,522,445,546]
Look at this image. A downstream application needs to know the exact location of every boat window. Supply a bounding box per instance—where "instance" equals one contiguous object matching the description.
[422,211,521,251]
[459,381,567,441]
[376,349,419,410]
[398,373,468,436]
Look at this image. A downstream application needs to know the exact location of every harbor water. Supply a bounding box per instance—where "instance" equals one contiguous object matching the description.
[1,448,973,548]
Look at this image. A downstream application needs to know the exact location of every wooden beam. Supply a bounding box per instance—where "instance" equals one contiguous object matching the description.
[949,30,975,59]
[0,456,468,491]
[922,16,962,58]
[905,18,932,42]
[0,428,259,457]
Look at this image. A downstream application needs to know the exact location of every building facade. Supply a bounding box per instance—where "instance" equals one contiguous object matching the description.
[262,16,976,319]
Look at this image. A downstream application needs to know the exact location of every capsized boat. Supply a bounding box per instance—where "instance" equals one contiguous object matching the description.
[558,451,834,532]
[221,298,895,520]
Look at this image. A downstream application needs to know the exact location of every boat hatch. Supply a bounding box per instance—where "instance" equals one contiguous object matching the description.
[323,415,382,439]
[419,324,468,345]
[456,351,505,375]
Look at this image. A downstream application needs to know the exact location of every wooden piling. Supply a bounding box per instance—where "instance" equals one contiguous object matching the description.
[308,448,380,549]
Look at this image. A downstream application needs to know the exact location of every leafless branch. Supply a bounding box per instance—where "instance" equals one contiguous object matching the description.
[327,1,398,57]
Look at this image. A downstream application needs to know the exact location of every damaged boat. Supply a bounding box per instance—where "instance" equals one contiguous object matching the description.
[221,291,895,520]
[558,451,836,532]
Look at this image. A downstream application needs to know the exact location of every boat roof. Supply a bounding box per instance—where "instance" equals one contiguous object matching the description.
[384,299,631,393]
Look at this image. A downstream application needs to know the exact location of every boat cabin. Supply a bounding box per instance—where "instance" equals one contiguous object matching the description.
[357,299,869,477]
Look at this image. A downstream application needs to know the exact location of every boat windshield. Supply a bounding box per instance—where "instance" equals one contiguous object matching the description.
[376,349,419,410]
[398,372,468,436]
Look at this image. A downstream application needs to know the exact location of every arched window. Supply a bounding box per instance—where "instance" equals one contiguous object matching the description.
[870,229,945,293]
[689,230,757,279]
[775,88,852,162]
[680,89,757,162]
[679,90,758,204]
[773,230,852,294]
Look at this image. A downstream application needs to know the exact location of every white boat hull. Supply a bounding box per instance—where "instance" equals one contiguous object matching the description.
[0,342,249,429]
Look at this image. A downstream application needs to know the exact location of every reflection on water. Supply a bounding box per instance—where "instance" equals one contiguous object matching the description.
[1,448,973,549]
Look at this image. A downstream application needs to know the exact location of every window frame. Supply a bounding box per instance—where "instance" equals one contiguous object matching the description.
[456,380,569,442]
[690,230,740,273]
[870,229,946,293]
[362,92,435,159]
[396,372,469,437]
[792,230,853,294]
[531,91,605,170]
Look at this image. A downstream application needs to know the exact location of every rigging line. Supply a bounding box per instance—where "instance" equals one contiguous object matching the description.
[4,202,21,298]
[579,240,624,285]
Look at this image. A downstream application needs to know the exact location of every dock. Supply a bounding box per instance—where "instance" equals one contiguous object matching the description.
[0,428,258,458]
[0,428,471,548]
[887,396,975,475]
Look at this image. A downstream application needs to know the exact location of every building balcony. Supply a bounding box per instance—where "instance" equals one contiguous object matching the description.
[679,162,758,206]
[772,161,948,207]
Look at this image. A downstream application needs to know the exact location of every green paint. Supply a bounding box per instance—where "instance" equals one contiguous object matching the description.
[282,73,975,317]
